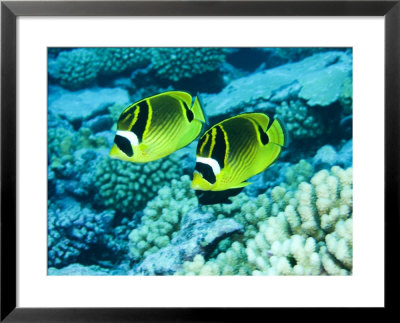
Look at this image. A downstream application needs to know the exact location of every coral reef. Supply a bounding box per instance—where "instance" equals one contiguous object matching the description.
[177,242,251,275]
[281,159,315,190]
[128,176,197,261]
[48,126,108,174]
[50,48,104,90]
[49,48,151,91]
[48,263,111,275]
[48,201,115,268]
[48,85,130,123]
[47,47,353,276]
[150,47,227,82]
[133,209,243,275]
[312,141,353,171]
[339,77,353,114]
[95,47,150,76]
[178,165,352,275]
[202,51,352,118]
[94,155,183,216]
[274,48,329,63]
[298,53,352,107]
[274,100,324,140]
[246,165,353,275]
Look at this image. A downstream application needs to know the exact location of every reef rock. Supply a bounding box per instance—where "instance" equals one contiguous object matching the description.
[48,85,130,123]
[312,140,353,171]
[133,209,244,275]
[312,145,339,171]
[82,115,114,134]
[202,51,352,118]
[48,263,109,276]
[337,139,353,168]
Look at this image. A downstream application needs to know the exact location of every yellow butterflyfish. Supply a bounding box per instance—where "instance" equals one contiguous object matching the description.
[191,113,287,204]
[109,91,206,163]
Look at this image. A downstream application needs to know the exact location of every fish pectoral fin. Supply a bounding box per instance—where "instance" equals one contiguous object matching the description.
[230,181,251,189]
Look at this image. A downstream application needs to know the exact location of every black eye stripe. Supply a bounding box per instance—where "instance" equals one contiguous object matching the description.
[114,135,133,157]
[194,162,216,184]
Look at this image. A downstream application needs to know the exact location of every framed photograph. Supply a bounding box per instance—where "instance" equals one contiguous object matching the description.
[1,0,398,320]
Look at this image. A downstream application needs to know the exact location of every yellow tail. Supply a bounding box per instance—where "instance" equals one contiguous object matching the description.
[267,118,287,147]
[192,96,206,123]
[258,118,287,170]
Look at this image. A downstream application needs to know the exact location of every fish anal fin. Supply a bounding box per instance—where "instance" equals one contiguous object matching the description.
[230,181,251,189]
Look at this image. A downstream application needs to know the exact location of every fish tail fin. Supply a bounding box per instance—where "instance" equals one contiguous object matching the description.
[267,117,288,148]
[192,95,207,124]
[260,118,288,169]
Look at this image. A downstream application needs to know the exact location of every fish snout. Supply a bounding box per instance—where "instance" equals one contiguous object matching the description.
[109,144,120,158]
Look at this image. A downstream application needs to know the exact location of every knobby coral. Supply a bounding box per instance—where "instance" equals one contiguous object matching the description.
[94,155,182,215]
[274,100,324,140]
[49,47,151,91]
[151,47,227,82]
[48,126,108,173]
[95,48,150,76]
[51,48,104,90]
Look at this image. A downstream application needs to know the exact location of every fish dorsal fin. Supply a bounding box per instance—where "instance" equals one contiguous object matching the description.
[168,91,206,127]
[235,113,271,146]
[168,91,192,106]
[244,113,271,131]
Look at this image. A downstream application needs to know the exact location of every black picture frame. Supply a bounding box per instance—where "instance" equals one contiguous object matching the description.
[1,0,398,321]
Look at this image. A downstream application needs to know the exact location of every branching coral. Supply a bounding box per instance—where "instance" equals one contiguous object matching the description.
[177,241,251,275]
[246,166,353,275]
[150,47,227,82]
[281,159,314,190]
[178,165,353,276]
[128,175,197,261]
[94,155,182,216]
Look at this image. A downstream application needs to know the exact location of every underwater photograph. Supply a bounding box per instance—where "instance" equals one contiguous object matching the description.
[48,47,353,276]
